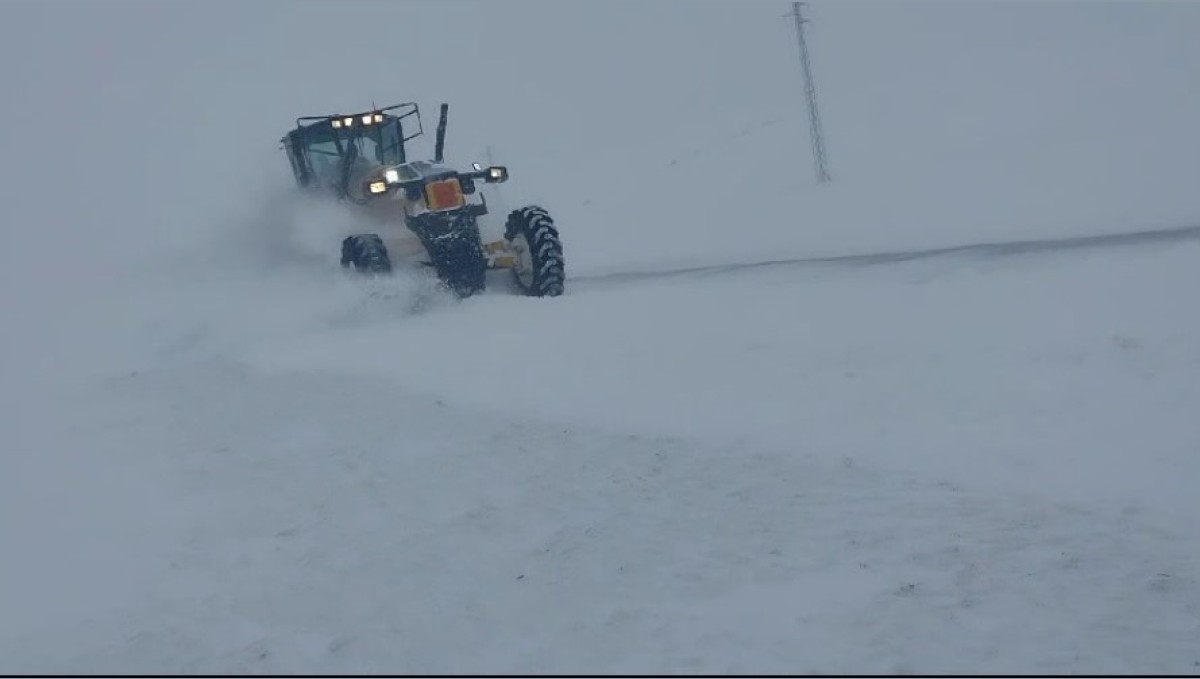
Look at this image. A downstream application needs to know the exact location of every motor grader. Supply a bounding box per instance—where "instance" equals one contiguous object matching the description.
[281,102,563,298]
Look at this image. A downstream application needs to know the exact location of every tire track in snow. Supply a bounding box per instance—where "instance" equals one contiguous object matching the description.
[573,224,1200,287]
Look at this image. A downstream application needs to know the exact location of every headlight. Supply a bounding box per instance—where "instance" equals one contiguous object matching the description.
[368,181,387,195]
[486,166,509,183]
[384,168,401,184]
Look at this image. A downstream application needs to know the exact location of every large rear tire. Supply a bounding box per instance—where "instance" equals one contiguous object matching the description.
[341,234,392,274]
[504,206,564,297]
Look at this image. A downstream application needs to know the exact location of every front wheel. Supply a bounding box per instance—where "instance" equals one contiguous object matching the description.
[341,234,392,274]
[411,214,487,299]
[505,206,564,297]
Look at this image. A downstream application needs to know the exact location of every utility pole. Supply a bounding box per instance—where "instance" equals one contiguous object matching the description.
[787,2,831,183]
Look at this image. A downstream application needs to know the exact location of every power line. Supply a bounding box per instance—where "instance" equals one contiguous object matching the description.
[787,2,831,183]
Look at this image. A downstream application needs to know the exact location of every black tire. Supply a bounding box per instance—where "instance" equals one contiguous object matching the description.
[416,216,487,298]
[504,206,564,297]
[341,234,392,274]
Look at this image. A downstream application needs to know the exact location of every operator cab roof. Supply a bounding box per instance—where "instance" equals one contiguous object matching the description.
[291,102,421,133]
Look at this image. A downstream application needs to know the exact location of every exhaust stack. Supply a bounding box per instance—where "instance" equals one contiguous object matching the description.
[434,103,449,163]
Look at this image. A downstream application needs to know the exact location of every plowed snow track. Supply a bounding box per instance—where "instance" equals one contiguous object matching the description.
[572,224,1200,287]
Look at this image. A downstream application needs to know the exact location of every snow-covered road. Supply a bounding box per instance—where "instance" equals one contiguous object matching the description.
[4,224,1199,674]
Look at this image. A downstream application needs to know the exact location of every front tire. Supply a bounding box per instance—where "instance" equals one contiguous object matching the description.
[411,215,487,299]
[505,206,564,297]
[341,234,392,274]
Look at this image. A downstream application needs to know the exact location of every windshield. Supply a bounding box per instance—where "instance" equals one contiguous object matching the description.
[297,118,407,185]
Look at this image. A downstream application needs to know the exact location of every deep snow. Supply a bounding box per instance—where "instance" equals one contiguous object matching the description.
[3,0,1200,674]
[5,218,1200,673]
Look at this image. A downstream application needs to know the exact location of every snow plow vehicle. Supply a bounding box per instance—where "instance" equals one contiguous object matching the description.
[280,102,564,298]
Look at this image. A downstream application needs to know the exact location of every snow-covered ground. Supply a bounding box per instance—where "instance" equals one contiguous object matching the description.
[4,216,1199,674]
[4,0,1200,674]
